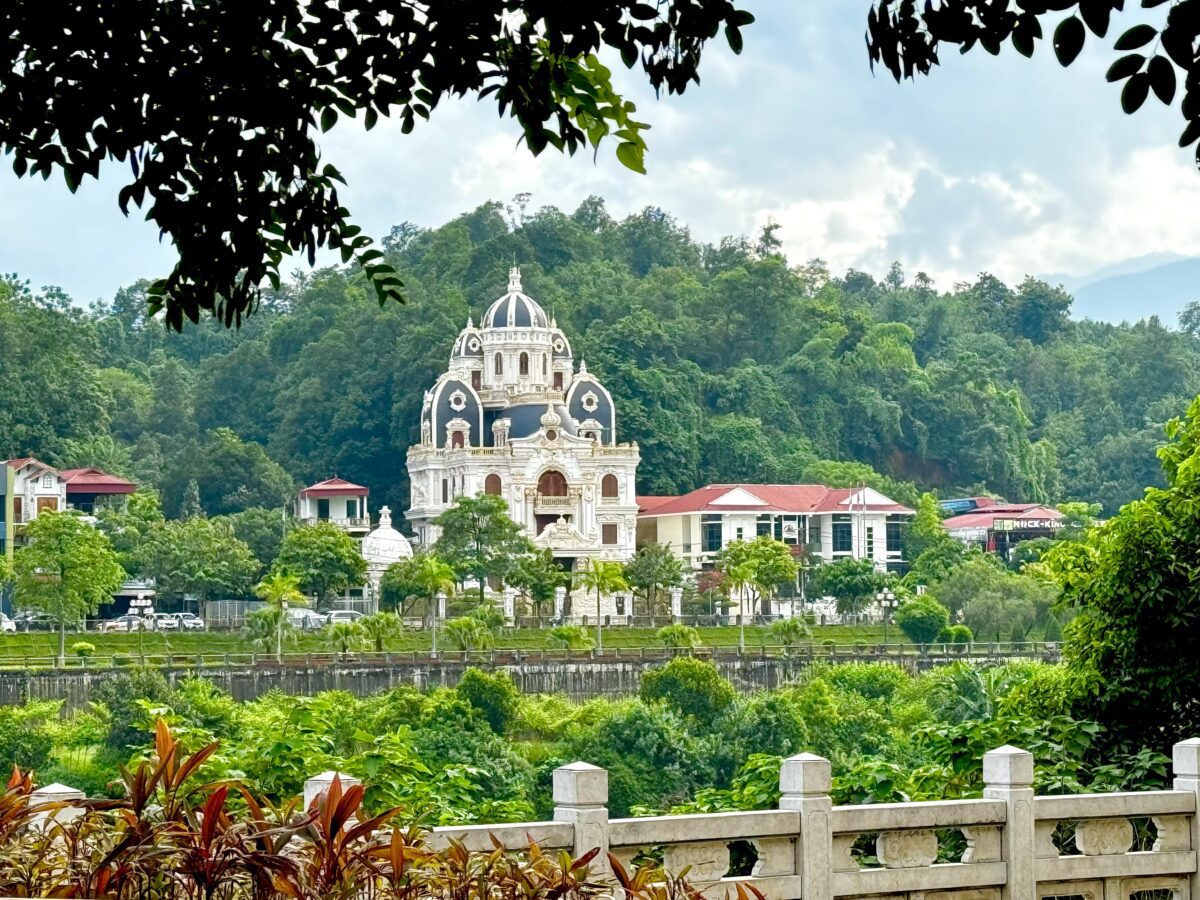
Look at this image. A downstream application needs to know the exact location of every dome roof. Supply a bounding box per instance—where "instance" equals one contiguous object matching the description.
[497,402,578,439]
[482,267,549,329]
[361,507,413,566]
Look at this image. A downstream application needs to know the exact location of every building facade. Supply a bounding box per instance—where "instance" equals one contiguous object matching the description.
[637,484,915,590]
[295,477,371,538]
[941,500,1063,557]
[407,268,640,577]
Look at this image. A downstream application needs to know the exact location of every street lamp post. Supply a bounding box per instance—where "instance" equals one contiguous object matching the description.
[277,600,289,663]
[876,589,897,646]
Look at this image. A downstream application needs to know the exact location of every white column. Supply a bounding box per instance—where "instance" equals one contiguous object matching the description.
[502,587,516,625]
[669,587,683,620]
[780,754,832,900]
[983,745,1036,900]
[436,591,447,619]
[553,761,611,881]
[1172,738,1200,900]
[554,586,566,621]
[303,770,362,810]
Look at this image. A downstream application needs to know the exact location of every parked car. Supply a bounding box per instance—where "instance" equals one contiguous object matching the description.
[285,608,328,631]
[98,614,151,633]
[326,609,364,625]
[13,610,58,632]
[167,612,205,631]
[152,613,180,631]
[0,613,15,634]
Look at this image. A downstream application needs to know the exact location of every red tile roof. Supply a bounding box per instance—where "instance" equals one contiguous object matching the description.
[943,505,1063,530]
[299,477,369,498]
[61,468,137,494]
[637,495,675,512]
[637,484,914,516]
[4,457,55,475]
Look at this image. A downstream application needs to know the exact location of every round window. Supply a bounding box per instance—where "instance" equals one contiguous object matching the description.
[545,429,558,442]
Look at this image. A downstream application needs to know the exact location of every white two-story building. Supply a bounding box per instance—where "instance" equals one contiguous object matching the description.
[637,483,914,615]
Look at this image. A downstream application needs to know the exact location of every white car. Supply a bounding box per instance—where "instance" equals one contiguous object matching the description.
[326,609,364,625]
[152,613,180,631]
[285,608,328,631]
[0,613,15,634]
[168,612,205,631]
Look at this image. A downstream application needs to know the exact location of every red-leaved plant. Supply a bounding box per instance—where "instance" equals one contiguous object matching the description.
[0,719,716,900]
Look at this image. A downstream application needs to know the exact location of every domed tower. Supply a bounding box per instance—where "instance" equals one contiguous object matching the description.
[406,268,640,583]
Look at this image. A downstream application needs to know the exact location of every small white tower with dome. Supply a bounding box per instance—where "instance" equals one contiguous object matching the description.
[406,268,640,614]
[361,506,413,608]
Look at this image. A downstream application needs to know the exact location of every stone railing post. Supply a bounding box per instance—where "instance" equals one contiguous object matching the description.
[553,761,611,880]
[984,745,1036,900]
[304,770,362,810]
[780,753,833,900]
[1172,738,1200,900]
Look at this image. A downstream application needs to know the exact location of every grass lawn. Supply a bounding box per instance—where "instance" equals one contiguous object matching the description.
[0,623,906,662]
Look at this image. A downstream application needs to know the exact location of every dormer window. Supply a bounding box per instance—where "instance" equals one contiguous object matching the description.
[581,391,599,413]
[41,474,52,488]
[448,390,467,412]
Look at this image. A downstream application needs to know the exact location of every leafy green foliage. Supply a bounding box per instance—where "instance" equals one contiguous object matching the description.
[640,657,736,727]
[14,511,126,657]
[656,623,701,648]
[809,558,886,615]
[894,596,951,645]
[624,544,684,619]
[456,668,521,735]
[380,554,456,617]
[91,667,172,749]
[443,617,494,651]
[715,536,798,617]
[137,516,261,607]
[433,496,531,604]
[546,625,596,651]
[1,2,753,326]
[359,611,404,652]
[274,522,367,608]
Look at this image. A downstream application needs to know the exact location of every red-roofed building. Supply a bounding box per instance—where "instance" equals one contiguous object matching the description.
[942,501,1063,557]
[295,477,371,536]
[637,483,915,588]
[61,467,137,513]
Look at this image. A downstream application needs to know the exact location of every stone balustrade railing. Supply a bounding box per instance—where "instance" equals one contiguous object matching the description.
[32,739,1200,900]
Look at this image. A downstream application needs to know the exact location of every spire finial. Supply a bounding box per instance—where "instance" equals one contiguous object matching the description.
[508,266,522,293]
[379,505,392,527]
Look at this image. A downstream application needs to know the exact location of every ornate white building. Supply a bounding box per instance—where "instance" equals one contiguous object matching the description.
[361,506,413,607]
[406,268,640,580]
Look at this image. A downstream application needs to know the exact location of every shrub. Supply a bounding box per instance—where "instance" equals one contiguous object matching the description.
[711,692,808,784]
[656,623,701,648]
[456,668,520,734]
[822,638,836,650]
[1043,614,1063,642]
[640,657,735,727]
[70,641,96,658]
[827,661,910,701]
[894,596,951,645]
[91,667,171,749]
[769,617,811,646]
[546,624,594,651]
[443,616,494,651]
[938,624,973,645]
[0,702,57,772]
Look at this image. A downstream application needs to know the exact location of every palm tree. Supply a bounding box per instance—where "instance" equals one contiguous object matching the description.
[324,620,368,654]
[575,559,627,654]
[358,611,403,652]
[410,554,456,654]
[443,616,494,652]
[254,571,306,662]
[720,559,754,653]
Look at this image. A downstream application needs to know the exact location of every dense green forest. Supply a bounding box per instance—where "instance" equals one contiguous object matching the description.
[3,196,1194,518]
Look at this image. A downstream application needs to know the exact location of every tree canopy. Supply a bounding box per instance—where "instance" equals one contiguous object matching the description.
[867,1,1200,165]
[1,1,752,327]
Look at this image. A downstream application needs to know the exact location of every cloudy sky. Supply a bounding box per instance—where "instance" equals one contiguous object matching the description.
[3,1,1198,306]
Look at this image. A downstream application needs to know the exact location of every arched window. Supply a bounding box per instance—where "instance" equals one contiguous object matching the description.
[543,356,548,375]
[451,431,465,449]
[519,352,529,376]
[601,474,619,499]
[485,474,502,496]
[537,470,568,496]
[494,353,503,375]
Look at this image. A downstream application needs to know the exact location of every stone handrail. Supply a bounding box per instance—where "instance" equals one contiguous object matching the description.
[34,739,1200,900]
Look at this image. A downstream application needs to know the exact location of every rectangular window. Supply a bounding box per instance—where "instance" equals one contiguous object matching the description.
[471,371,481,391]
[317,498,330,520]
[615,595,626,615]
[346,498,359,519]
[886,520,903,553]
[757,515,772,538]
[701,514,723,553]
[866,526,875,557]
[441,480,448,504]
[735,526,744,541]
[808,517,821,549]
[13,497,22,524]
[832,517,853,554]
[602,523,618,545]
[41,474,52,488]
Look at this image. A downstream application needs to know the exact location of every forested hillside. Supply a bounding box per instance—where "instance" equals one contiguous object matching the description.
[3,197,1195,519]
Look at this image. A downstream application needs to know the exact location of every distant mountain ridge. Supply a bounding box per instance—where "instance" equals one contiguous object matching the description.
[1043,253,1200,325]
